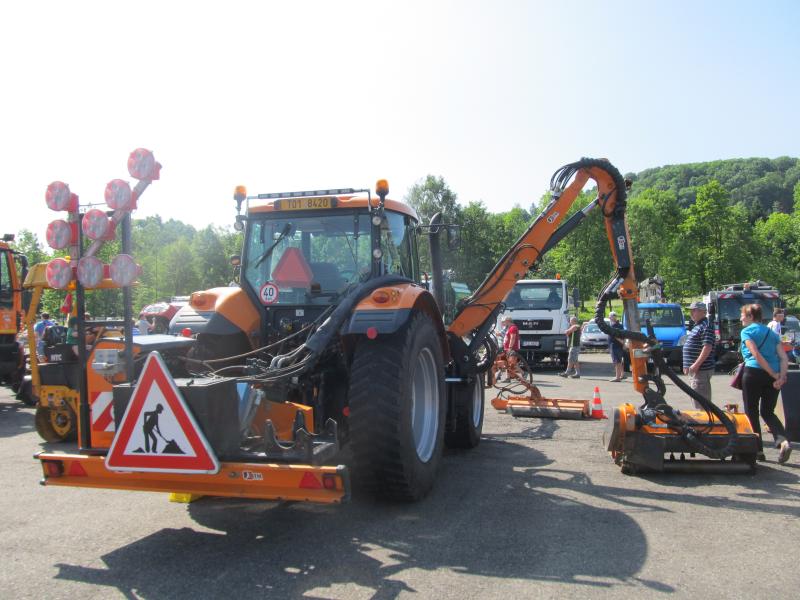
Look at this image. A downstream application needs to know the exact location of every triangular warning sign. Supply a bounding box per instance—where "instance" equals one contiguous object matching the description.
[105,352,219,474]
[271,247,313,287]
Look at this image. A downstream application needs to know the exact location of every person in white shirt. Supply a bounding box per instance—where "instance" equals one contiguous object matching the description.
[767,308,784,336]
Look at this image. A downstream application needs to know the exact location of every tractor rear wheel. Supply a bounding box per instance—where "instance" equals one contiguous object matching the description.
[445,376,484,449]
[35,405,77,443]
[348,312,446,501]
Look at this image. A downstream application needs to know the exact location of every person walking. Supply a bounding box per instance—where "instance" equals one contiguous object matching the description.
[767,308,784,336]
[739,303,792,463]
[682,301,715,408]
[559,316,582,378]
[608,311,625,382]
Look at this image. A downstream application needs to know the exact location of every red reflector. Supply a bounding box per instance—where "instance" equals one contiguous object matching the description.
[43,460,64,477]
[299,472,322,489]
[181,328,192,338]
[342,406,350,417]
[67,461,88,477]
[322,474,337,490]
[366,327,378,340]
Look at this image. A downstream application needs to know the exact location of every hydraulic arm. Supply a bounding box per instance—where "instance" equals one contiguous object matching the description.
[449,158,755,470]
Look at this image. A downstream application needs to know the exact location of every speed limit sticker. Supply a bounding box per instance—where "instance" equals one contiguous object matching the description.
[258,282,280,305]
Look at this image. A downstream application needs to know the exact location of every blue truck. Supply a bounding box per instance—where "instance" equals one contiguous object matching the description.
[624,302,687,367]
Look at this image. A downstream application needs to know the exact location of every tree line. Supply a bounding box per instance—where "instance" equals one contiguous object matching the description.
[13,157,800,320]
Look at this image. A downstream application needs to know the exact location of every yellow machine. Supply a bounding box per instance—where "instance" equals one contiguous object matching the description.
[35,158,757,509]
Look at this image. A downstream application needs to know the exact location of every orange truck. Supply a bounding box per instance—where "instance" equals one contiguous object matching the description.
[35,158,759,507]
[0,235,27,396]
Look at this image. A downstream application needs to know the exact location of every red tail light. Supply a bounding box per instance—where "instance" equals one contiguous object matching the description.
[322,474,338,490]
[43,460,64,478]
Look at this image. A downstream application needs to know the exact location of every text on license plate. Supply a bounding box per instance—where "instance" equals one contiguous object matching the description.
[522,340,540,347]
[275,197,335,211]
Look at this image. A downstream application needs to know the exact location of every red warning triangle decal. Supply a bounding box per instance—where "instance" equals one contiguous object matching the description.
[105,352,220,474]
[271,247,313,287]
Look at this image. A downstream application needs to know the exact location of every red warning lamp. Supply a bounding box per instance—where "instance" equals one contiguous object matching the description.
[82,209,111,240]
[110,254,139,287]
[45,258,74,289]
[77,256,104,288]
[45,181,78,212]
[105,179,134,211]
[127,148,160,181]
[46,219,76,250]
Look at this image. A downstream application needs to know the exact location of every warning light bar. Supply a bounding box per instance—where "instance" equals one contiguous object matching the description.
[45,258,74,289]
[77,256,104,288]
[110,254,139,287]
[45,181,79,212]
[46,219,76,250]
[82,209,111,240]
[255,188,368,200]
[127,148,160,181]
[105,179,134,211]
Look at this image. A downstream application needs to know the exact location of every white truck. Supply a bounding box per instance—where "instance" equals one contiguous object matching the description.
[499,278,573,367]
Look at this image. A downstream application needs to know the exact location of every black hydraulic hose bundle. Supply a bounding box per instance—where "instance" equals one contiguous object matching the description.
[240,274,413,383]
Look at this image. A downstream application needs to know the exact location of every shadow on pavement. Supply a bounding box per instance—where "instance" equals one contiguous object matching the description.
[51,427,670,598]
[0,397,35,440]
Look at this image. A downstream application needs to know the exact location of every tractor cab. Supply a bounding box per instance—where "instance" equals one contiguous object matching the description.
[238,189,421,347]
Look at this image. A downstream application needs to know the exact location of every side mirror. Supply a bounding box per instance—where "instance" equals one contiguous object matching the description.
[446,225,461,251]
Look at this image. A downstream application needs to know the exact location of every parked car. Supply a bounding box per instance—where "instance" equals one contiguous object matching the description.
[580,321,609,349]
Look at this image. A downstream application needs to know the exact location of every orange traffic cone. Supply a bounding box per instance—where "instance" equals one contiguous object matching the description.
[591,386,607,419]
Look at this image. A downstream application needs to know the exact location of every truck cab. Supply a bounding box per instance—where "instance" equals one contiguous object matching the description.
[624,302,686,366]
[498,279,571,367]
[705,281,782,367]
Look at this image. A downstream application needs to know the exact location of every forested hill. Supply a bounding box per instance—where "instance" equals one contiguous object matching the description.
[627,157,800,219]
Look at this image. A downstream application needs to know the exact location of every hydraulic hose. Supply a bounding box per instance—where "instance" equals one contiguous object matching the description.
[594,286,740,459]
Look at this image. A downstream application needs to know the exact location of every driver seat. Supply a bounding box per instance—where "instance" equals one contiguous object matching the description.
[309,262,345,291]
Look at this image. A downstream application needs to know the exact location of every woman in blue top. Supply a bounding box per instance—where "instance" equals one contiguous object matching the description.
[739,304,791,463]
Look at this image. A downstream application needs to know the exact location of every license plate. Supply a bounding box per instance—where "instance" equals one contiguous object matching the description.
[274,197,336,211]
[522,340,540,347]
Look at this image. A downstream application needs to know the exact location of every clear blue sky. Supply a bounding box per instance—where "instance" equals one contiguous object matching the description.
[2,0,798,239]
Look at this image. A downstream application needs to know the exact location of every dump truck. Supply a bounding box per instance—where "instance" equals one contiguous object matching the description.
[0,234,28,395]
[36,158,758,506]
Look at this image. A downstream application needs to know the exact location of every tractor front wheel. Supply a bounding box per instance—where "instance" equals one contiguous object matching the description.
[348,312,446,501]
[445,376,484,449]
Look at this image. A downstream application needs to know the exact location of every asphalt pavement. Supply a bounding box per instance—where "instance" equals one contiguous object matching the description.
[1,352,799,599]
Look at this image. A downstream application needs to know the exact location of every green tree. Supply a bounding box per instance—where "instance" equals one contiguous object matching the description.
[676,181,752,294]
[753,212,797,294]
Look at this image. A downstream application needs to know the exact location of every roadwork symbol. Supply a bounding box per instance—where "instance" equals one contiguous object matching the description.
[105,352,219,474]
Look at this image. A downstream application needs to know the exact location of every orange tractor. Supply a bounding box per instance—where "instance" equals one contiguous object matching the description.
[35,158,760,507]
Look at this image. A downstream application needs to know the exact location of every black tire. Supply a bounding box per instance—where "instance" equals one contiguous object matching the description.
[445,376,484,449]
[35,405,77,443]
[17,378,36,407]
[348,311,446,501]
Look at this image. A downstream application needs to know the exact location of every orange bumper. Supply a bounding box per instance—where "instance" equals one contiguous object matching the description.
[36,452,349,504]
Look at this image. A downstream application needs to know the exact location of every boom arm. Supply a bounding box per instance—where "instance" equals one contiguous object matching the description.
[447,158,649,392]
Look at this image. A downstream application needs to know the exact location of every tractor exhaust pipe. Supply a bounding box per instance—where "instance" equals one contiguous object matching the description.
[429,212,445,313]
